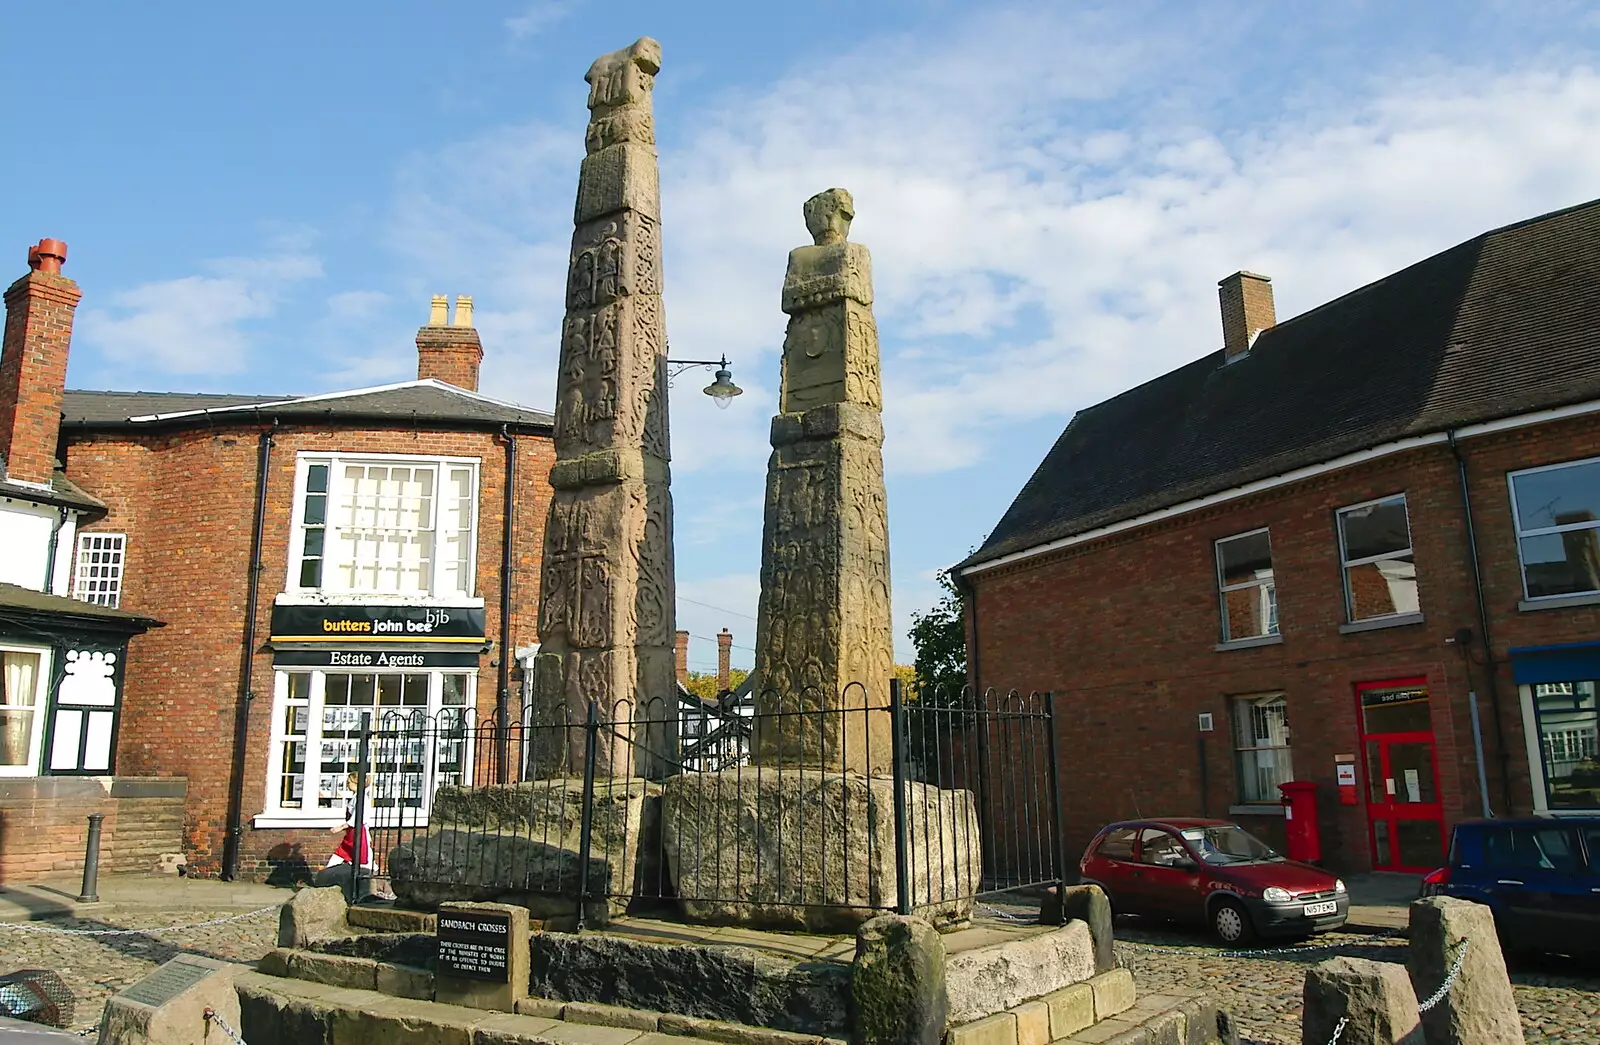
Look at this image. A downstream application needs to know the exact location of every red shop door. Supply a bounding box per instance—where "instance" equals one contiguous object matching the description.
[1356,679,1447,872]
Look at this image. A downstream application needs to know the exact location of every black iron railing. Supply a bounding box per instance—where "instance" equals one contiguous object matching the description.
[346,681,1063,928]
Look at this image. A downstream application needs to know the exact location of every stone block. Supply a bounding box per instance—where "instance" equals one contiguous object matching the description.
[1407,896,1523,1045]
[946,1012,1017,1045]
[1070,1018,1148,1045]
[1142,1009,1185,1045]
[516,996,568,1019]
[279,885,348,948]
[577,142,661,223]
[328,994,483,1045]
[258,948,293,977]
[348,907,437,934]
[657,1013,837,1045]
[235,972,337,1045]
[1301,956,1423,1045]
[435,902,530,1014]
[536,1024,645,1045]
[99,955,243,1045]
[287,951,379,991]
[850,914,947,1045]
[1088,969,1136,1021]
[1045,983,1094,1039]
[1013,1001,1050,1045]
[565,1000,662,1030]
[662,768,978,933]
[377,962,434,1001]
[945,921,1095,1024]
[471,1011,563,1044]
[1048,886,1114,974]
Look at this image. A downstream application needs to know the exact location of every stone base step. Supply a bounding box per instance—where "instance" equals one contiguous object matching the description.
[235,971,845,1045]
[1054,990,1223,1045]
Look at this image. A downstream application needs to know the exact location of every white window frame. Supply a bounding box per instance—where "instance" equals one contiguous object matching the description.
[0,644,52,778]
[257,667,477,828]
[1335,493,1418,622]
[1232,692,1293,804]
[73,532,127,608]
[284,452,481,600]
[1518,681,1600,815]
[1215,527,1278,642]
[1508,456,1600,602]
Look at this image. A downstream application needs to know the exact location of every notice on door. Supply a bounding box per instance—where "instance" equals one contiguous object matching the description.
[437,910,511,982]
[1404,768,1421,804]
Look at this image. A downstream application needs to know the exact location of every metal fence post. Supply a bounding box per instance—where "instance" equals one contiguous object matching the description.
[575,699,600,931]
[1041,691,1068,889]
[77,814,104,903]
[350,713,371,905]
[889,678,912,915]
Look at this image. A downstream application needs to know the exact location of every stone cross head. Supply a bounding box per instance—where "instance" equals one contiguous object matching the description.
[585,37,663,114]
[803,188,855,246]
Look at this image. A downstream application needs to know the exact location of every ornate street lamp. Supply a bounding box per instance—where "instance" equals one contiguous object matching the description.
[667,355,743,409]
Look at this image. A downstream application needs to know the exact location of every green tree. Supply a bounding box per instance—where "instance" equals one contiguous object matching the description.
[683,668,751,702]
[908,569,968,699]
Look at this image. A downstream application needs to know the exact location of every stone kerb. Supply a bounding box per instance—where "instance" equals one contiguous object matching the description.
[661,768,980,932]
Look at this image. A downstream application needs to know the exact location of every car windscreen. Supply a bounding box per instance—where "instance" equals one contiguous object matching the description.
[1181,825,1280,865]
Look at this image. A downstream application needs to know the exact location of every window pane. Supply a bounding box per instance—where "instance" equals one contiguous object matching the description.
[0,652,41,768]
[1098,827,1137,860]
[1512,460,1600,531]
[1520,532,1600,598]
[1340,497,1411,562]
[442,674,468,706]
[1222,582,1277,640]
[1533,681,1600,809]
[306,463,329,494]
[299,558,323,588]
[303,528,324,557]
[288,674,311,702]
[1345,554,1419,620]
[1361,686,1431,733]
[1233,695,1292,802]
[1218,531,1272,587]
[304,494,326,526]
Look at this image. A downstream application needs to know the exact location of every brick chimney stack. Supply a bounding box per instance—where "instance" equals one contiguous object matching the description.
[1,239,80,487]
[674,630,690,687]
[1218,271,1275,362]
[717,629,732,694]
[416,294,484,391]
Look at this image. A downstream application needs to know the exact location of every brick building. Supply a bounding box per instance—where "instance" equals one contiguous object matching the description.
[959,199,1600,874]
[1,237,557,881]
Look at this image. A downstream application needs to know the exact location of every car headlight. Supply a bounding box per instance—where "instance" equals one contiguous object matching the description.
[1335,879,1347,893]
[1262,886,1293,903]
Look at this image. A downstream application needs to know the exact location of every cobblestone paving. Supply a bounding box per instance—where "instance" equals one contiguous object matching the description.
[1113,919,1600,1045]
[0,905,280,1033]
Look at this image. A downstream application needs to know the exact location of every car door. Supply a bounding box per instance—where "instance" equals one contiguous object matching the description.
[1129,828,1206,922]
[1575,823,1600,952]
[1483,824,1583,954]
[1084,826,1141,913]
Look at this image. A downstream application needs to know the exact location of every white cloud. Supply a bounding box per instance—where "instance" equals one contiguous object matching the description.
[505,1,573,41]
[78,245,321,377]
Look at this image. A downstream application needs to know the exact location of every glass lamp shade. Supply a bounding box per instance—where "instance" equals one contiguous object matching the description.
[703,368,742,409]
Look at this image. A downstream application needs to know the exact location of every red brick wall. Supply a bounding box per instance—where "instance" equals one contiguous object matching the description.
[64,422,554,878]
[967,411,1600,875]
[0,778,186,884]
[0,270,80,485]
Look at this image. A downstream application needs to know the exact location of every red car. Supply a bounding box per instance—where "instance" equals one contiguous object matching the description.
[1079,817,1349,944]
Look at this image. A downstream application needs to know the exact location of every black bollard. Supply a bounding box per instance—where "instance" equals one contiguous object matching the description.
[77,813,103,903]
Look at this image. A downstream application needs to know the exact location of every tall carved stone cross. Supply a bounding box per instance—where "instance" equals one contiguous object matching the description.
[751,188,894,774]
[533,37,676,776]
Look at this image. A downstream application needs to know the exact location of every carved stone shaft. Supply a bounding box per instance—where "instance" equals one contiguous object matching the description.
[752,189,893,773]
[533,37,676,776]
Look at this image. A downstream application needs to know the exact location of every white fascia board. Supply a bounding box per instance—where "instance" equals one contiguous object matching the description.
[962,395,1600,578]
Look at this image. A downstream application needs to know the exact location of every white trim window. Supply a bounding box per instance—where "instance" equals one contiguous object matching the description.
[1233,693,1293,803]
[262,668,475,825]
[0,646,50,776]
[74,533,126,608]
[1518,681,1600,813]
[1216,528,1278,641]
[1509,457,1600,600]
[1336,494,1419,621]
[289,454,479,598]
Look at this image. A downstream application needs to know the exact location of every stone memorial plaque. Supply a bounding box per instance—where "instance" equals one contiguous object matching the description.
[118,957,217,1008]
[437,909,511,982]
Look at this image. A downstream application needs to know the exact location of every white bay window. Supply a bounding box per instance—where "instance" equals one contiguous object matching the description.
[290,454,479,598]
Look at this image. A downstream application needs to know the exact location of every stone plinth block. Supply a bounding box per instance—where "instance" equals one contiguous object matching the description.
[98,954,243,1045]
[661,767,979,933]
[434,902,529,1013]
[944,922,1095,1025]
[1301,956,1423,1045]
[1407,896,1523,1045]
[1043,884,1114,973]
[850,914,947,1045]
[277,885,347,949]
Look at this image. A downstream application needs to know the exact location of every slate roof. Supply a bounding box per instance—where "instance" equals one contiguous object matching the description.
[0,470,106,514]
[61,381,555,431]
[964,197,1600,570]
[0,582,162,631]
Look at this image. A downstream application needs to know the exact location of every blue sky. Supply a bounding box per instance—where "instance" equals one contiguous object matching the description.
[7,3,1600,673]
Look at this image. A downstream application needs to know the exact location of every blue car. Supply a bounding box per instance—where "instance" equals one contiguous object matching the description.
[1421,817,1600,958]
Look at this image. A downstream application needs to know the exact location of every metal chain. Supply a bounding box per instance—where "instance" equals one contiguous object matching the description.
[204,1007,248,1045]
[1328,1016,1348,1045]
[0,904,279,937]
[1114,926,1404,961]
[1416,937,1470,1013]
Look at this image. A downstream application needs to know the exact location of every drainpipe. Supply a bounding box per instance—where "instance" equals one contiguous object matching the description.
[43,506,69,595]
[223,422,275,880]
[496,427,517,783]
[1447,431,1513,814]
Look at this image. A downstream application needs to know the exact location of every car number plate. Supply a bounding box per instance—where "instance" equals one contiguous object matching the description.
[1303,900,1338,917]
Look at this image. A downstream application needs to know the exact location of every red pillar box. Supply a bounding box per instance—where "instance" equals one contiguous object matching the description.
[1278,781,1322,864]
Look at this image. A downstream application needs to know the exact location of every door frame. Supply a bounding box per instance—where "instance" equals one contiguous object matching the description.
[1355,676,1447,872]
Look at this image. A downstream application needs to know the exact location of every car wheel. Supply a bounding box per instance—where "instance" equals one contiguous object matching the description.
[1211,898,1255,947]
